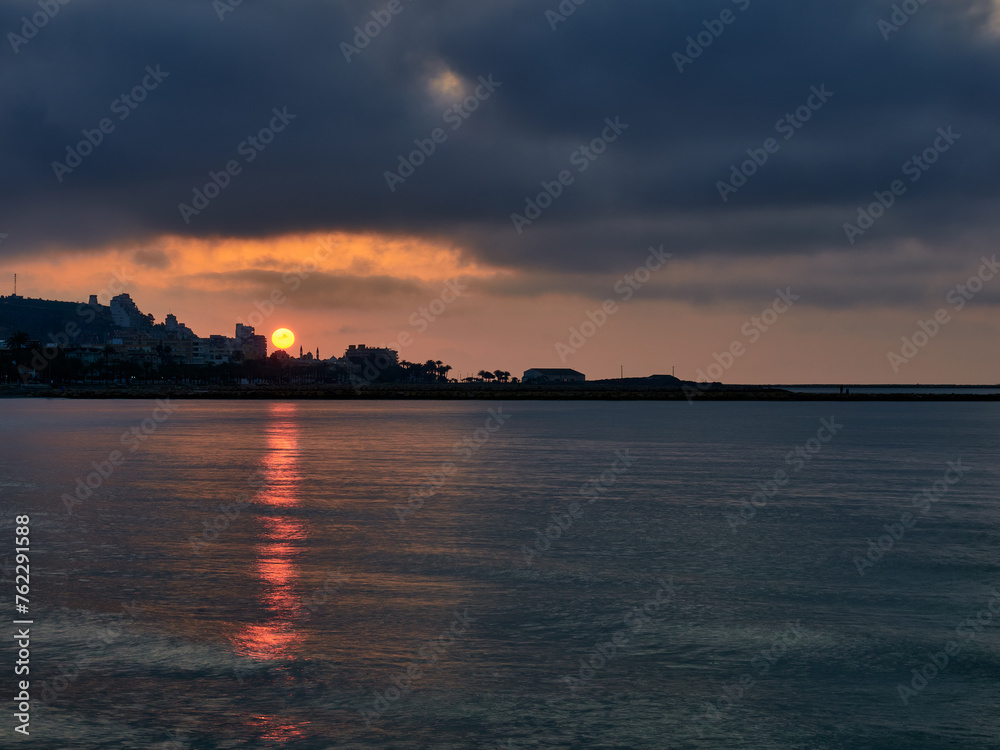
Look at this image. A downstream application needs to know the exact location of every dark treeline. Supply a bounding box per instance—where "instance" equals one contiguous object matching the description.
[0,332,518,387]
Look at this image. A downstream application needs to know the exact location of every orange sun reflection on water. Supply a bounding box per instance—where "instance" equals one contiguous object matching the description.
[234,404,306,743]
[234,404,306,661]
[232,404,312,743]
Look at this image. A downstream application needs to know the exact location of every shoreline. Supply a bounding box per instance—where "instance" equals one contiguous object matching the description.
[3,384,1000,401]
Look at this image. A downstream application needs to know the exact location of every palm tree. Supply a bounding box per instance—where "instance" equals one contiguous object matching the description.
[478,369,495,382]
[4,331,31,386]
[439,364,453,382]
[156,343,173,368]
[5,330,30,353]
[103,345,116,384]
[63,355,85,384]
[402,360,417,381]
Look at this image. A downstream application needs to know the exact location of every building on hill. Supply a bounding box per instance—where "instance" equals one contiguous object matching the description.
[0,293,116,345]
[235,324,267,360]
[332,344,399,382]
[643,374,682,386]
[343,344,398,367]
[164,313,197,339]
[522,368,585,383]
[201,335,235,365]
[164,337,205,365]
[0,290,199,352]
[0,289,286,373]
[110,293,154,329]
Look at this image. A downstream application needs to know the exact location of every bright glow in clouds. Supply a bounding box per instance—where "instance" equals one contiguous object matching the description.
[271,328,295,349]
[428,68,464,101]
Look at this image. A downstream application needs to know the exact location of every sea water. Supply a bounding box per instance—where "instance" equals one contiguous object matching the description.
[0,399,998,749]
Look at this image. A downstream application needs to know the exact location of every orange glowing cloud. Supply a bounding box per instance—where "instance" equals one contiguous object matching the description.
[0,230,503,304]
[150,232,500,285]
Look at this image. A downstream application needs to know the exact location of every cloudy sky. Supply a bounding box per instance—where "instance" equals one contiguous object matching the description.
[1,0,999,382]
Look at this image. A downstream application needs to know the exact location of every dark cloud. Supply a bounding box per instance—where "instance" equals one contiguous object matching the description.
[1,0,998,288]
[133,247,170,269]
[481,261,1000,312]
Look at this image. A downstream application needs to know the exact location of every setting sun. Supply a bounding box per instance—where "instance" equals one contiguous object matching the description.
[271,328,295,350]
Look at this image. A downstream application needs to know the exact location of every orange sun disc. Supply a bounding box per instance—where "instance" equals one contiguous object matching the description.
[271,328,295,349]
